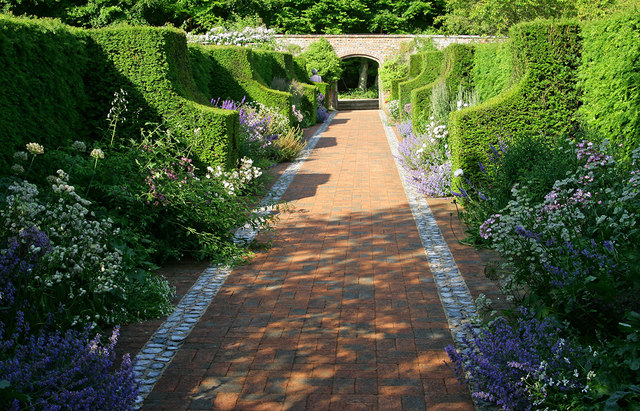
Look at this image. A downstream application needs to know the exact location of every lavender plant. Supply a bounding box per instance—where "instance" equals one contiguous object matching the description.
[446,308,595,410]
[211,97,304,162]
[0,317,138,410]
[396,117,452,197]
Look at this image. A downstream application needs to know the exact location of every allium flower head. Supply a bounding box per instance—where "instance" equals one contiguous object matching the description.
[90,148,105,159]
[13,151,28,162]
[26,142,44,155]
[10,164,24,174]
[454,169,464,178]
[71,141,87,152]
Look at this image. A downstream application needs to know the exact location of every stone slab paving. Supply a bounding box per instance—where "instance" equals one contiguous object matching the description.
[142,110,475,410]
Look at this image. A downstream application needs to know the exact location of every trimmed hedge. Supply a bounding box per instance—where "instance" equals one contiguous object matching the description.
[449,20,582,187]
[0,15,89,173]
[578,10,640,158]
[390,52,424,101]
[88,26,239,168]
[189,44,293,125]
[472,42,513,103]
[398,51,444,108]
[190,45,318,127]
[411,44,475,133]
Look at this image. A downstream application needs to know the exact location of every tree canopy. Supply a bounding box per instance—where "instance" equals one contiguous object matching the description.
[1,0,636,34]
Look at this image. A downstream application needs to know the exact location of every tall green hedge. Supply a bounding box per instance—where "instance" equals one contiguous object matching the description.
[189,44,293,124]
[390,52,424,101]
[190,45,318,127]
[578,10,640,158]
[449,20,582,187]
[398,51,444,108]
[88,26,239,168]
[0,15,89,173]
[472,42,514,103]
[411,44,475,133]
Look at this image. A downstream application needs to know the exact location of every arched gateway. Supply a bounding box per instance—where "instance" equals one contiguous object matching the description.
[277,34,497,109]
[276,34,495,65]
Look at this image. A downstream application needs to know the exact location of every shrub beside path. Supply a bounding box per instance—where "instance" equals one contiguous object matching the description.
[132,110,507,410]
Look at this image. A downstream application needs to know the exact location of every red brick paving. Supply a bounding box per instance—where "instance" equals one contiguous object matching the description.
[141,111,479,410]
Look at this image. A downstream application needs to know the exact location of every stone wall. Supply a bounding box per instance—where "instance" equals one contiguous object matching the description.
[276,34,503,64]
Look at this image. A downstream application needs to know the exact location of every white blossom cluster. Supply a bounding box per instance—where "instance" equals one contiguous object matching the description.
[187,26,275,47]
[206,157,262,196]
[386,99,401,120]
[480,143,640,286]
[1,171,128,324]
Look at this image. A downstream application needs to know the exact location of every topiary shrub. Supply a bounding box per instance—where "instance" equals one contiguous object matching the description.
[86,26,240,169]
[189,44,294,125]
[449,20,582,187]
[578,9,640,158]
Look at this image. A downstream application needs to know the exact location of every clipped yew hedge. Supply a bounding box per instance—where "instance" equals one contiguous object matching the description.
[398,51,444,108]
[88,26,240,168]
[411,44,475,133]
[578,10,640,158]
[390,52,424,101]
[0,15,89,173]
[472,41,513,104]
[189,45,292,121]
[449,20,582,187]
[0,17,241,171]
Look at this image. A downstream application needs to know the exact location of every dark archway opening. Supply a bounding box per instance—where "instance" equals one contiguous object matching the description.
[337,56,379,110]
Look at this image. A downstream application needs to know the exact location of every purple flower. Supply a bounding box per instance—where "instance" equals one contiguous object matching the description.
[446,308,588,410]
[0,319,138,409]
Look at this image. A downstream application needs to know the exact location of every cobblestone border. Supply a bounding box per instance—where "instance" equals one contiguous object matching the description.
[133,112,337,407]
[378,111,479,347]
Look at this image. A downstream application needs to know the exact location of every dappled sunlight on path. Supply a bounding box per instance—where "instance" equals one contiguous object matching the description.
[142,111,475,410]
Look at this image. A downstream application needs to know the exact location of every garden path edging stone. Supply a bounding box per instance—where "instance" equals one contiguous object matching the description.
[378,111,480,358]
[132,112,337,408]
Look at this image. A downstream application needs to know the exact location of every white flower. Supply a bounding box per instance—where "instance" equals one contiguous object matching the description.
[71,141,86,152]
[13,151,28,161]
[90,148,105,159]
[26,142,44,155]
[10,164,24,174]
[454,169,464,178]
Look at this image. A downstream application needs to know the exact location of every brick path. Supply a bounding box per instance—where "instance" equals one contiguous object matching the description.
[142,110,475,410]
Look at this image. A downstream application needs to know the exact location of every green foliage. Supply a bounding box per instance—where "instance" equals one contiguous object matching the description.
[0,15,89,175]
[411,43,474,132]
[398,51,444,107]
[299,38,342,83]
[390,52,423,100]
[0,0,449,34]
[578,9,640,158]
[380,54,409,95]
[449,20,582,187]
[273,127,306,162]
[440,0,577,35]
[189,44,294,124]
[338,88,379,99]
[87,26,240,168]
[458,136,578,246]
[472,41,513,103]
